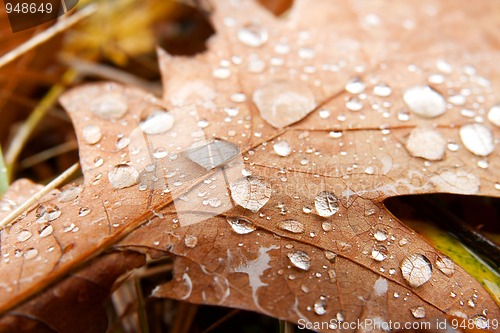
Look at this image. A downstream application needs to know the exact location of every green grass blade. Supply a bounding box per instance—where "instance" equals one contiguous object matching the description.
[0,145,8,196]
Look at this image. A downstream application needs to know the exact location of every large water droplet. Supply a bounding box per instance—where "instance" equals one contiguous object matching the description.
[406,126,446,160]
[400,253,432,288]
[230,176,271,212]
[273,141,292,157]
[59,184,82,203]
[459,123,494,156]
[17,230,32,242]
[487,104,500,127]
[345,77,365,94]
[116,137,130,150]
[371,245,388,261]
[36,203,61,222]
[226,217,256,234]
[373,83,392,97]
[314,191,339,217]
[346,97,363,111]
[373,229,387,241]
[403,86,446,118]
[278,219,305,234]
[253,80,316,128]
[108,164,139,189]
[314,297,327,315]
[287,251,311,271]
[24,248,38,260]
[39,225,53,238]
[140,110,174,135]
[90,93,128,120]
[410,306,426,319]
[237,23,268,47]
[82,125,102,145]
[184,235,198,248]
[186,139,239,170]
[435,256,454,276]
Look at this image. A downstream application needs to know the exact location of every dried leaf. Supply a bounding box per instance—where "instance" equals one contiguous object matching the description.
[1,0,499,332]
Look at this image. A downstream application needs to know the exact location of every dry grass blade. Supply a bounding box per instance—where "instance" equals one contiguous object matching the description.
[0,162,79,228]
[0,4,97,68]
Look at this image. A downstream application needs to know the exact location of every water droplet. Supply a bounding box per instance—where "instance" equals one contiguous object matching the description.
[230,93,247,103]
[397,110,411,122]
[435,256,454,276]
[278,219,304,234]
[225,107,239,117]
[314,191,339,217]
[78,207,91,217]
[373,83,392,97]
[184,235,198,248]
[477,159,489,169]
[108,164,139,189]
[247,55,266,73]
[406,126,446,160]
[410,306,426,319]
[322,222,332,232]
[371,245,388,261]
[253,80,316,128]
[329,131,342,138]
[36,203,61,223]
[436,59,452,73]
[364,166,375,175]
[24,248,38,260]
[82,125,102,145]
[116,137,130,150]
[226,217,256,234]
[140,110,174,135]
[212,67,231,79]
[319,109,331,119]
[373,229,387,241]
[403,86,446,118]
[17,230,32,242]
[58,184,82,203]
[230,176,271,212]
[90,93,128,120]
[39,225,53,238]
[298,47,315,59]
[345,77,365,94]
[487,104,500,127]
[324,250,337,262]
[400,253,432,288]
[186,139,240,170]
[197,119,209,128]
[471,315,489,329]
[448,94,466,106]
[287,251,311,271]
[314,298,327,315]
[346,97,363,111]
[93,157,103,167]
[153,147,168,159]
[459,123,494,156]
[237,23,268,47]
[447,142,459,152]
[273,141,291,157]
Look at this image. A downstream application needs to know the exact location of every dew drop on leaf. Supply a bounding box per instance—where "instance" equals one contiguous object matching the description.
[410,306,426,319]
[373,83,392,97]
[371,245,388,261]
[78,207,91,217]
[252,80,316,128]
[140,110,174,135]
[324,250,337,263]
[314,191,339,217]
[17,230,32,242]
[108,164,139,189]
[459,123,494,157]
[345,97,363,111]
[36,203,61,223]
[24,248,38,260]
[487,103,500,127]
[287,251,311,271]
[373,229,387,241]
[403,86,446,118]
[314,297,327,315]
[406,126,446,160]
[39,225,53,238]
[273,141,291,157]
[237,23,268,47]
[278,219,305,234]
[435,256,455,276]
[184,235,198,248]
[345,77,365,94]
[90,93,128,120]
[212,67,231,79]
[58,184,82,203]
[116,136,130,150]
[153,147,168,159]
[82,125,102,145]
[226,217,256,234]
[229,176,271,212]
[400,253,433,288]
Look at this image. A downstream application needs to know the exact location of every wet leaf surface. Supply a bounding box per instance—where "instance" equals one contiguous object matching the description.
[1,0,500,332]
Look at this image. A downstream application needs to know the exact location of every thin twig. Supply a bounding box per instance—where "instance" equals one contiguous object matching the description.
[0,4,97,68]
[19,140,78,170]
[0,162,80,229]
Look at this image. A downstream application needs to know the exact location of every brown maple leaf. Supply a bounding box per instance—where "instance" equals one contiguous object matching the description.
[1,0,499,332]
